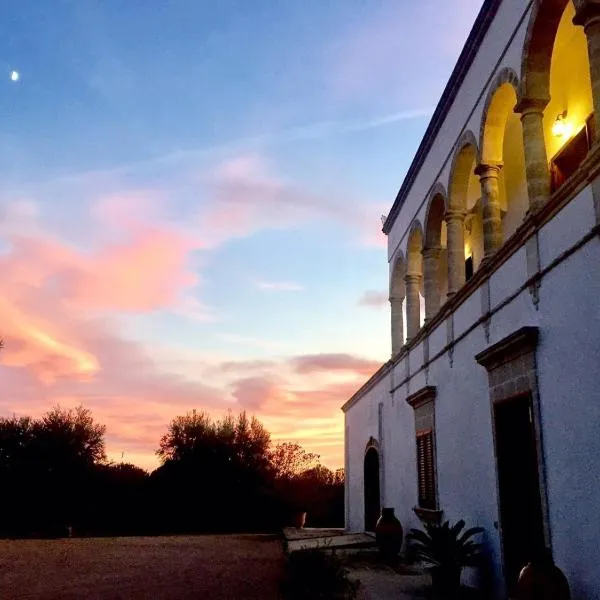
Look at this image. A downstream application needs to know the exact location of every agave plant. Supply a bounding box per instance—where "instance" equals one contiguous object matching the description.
[407,519,484,593]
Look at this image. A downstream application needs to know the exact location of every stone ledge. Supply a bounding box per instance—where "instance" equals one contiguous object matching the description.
[406,386,437,410]
[475,326,539,371]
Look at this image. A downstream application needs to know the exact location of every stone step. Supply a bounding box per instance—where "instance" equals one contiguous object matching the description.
[286,532,376,553]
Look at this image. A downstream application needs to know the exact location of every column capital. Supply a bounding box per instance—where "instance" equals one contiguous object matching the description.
[474,162,503,178]
[444,208,466,223]
[422,246,442,260]
[574,1,600,30]
[389,294,405,302]
[514,97,549,117]
[404,272,422,284]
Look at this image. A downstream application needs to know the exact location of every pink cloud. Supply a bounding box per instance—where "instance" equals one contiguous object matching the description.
[0,197,223,470]
[224,352,383,467]
[290,353,380,377]
[198,153,387,249]
[358,290,389,309]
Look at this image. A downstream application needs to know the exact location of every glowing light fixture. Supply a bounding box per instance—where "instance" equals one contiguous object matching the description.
[552,111,570,138]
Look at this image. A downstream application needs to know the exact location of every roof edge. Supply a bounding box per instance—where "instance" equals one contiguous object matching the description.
[341,360,392,413]
[382,0,503,235]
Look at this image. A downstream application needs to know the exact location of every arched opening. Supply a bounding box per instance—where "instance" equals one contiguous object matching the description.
[364,445,380,532]
[390,254,406,354]
[481,76,529,241]
[449,138,484,280]
[424,189,448,320]
[522,0,594,192]
[545,2,593,161]
[406,223,425,340]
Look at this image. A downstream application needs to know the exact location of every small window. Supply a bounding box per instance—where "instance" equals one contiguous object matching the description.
[416,430,436,510]
[465,256,474,281]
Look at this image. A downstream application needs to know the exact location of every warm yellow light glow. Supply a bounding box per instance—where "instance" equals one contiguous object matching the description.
[552,112,574,139]
[464,241,472,259]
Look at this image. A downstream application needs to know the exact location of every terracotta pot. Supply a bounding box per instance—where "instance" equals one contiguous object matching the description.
[293,511,307,529]
[516,553,571,600]
[375,507,403,561]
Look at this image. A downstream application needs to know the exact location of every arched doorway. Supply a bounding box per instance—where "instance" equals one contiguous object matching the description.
[364,442,381,532]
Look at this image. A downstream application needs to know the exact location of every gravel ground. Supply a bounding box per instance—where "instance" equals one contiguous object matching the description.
[0,534,284,600]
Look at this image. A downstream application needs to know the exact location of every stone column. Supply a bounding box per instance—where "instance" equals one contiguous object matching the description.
[475,162,503,258]
[575,2,600,137]
[390,295,405,355]
[515,98,550,213]
[445,209,466,297]
[404,273,422,343]
[422,247,441,324]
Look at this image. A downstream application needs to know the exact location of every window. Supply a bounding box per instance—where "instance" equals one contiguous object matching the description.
[550,113,595,192]
[416,429,436,510]
[465,256,474,281]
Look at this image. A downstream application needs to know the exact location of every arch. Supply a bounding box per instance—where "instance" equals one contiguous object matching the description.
[479,68,529,242]
[389,252,406,299]
[364,442,380,532]
[390,253,406,353]
[448,131,480,212]
[423,188,448,321]
[365,436,380,453]
[424,184,448,248]
[520,0,575,102]
[480,68,521,162]
[406,220,424,274]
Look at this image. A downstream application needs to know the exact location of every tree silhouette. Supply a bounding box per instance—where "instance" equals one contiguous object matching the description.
[0,404,344,537]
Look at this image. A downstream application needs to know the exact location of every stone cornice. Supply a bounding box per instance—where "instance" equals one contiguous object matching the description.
[514,96,550,115]
[406,386,437,410]
[475,326,539,371]
[340,361,392,413]
[382,0,502,235]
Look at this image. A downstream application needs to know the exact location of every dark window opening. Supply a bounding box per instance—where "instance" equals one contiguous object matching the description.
[416,430,436,510]
[550,113,595,193]
[465,256,474,281]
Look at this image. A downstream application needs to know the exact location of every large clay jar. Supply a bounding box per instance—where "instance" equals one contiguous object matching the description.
[293,511,307,529]
[516,551,571,600]
[375,507,404,562]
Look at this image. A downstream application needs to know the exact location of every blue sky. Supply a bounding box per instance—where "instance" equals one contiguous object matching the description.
[0,0,483,468]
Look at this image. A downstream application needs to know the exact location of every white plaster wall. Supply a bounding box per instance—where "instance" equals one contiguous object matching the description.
[346,180,600,597]
[348,1,600,595]
[535,242,600,598]
[431,325,503,592]
[345,375,390,532]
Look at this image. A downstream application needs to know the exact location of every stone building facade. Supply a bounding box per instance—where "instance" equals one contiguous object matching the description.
[342,0,600,597]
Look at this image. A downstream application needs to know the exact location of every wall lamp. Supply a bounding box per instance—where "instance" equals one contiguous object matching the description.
[552,111,570,138]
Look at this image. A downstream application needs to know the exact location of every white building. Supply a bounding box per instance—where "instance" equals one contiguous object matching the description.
[342,0,600,597]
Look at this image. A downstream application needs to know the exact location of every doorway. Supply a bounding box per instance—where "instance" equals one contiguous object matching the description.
[363,447,380,532]
[494,394,546,594]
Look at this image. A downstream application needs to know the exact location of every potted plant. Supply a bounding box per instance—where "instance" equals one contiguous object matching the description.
[407,519,484,597]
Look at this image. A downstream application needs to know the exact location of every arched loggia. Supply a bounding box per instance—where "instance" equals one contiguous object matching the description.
[405,222,424,342]
[389,253,406,355]
[423,184,449,322]
[479,69,528,256]
[447,132,483,294]
[518,0,596,211]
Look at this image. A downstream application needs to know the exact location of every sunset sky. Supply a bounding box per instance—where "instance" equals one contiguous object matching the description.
[0,0,483,470]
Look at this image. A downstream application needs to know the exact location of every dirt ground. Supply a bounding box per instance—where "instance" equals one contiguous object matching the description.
[0,534,284,600]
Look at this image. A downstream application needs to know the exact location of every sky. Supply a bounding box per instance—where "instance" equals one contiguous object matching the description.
[0,0,484,471]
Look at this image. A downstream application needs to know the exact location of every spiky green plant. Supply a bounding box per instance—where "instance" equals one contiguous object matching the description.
[407,519,484,570]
